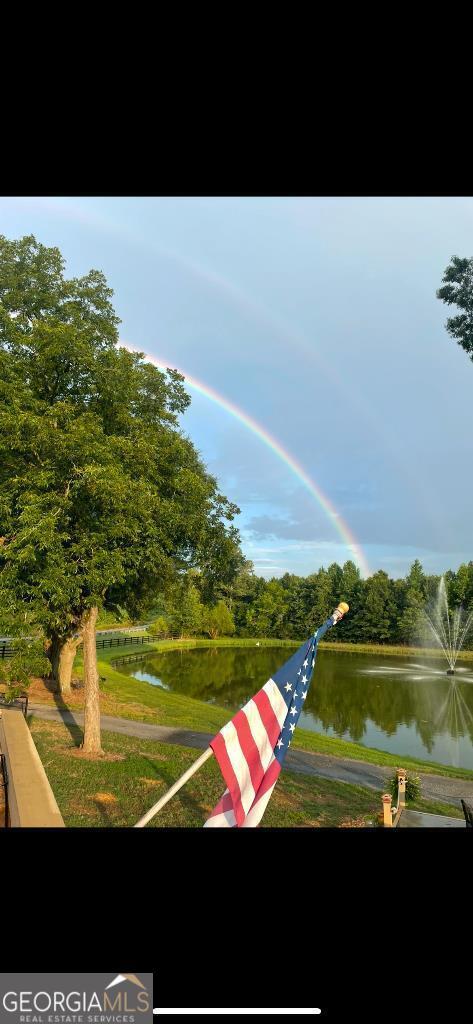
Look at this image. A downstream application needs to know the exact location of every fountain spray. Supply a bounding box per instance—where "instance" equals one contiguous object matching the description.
[423,577,473,675]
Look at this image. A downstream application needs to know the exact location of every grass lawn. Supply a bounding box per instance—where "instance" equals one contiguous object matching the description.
[17,637,473,783]
[29,718,462,827]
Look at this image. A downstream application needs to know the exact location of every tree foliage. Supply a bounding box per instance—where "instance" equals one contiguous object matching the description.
[195,559,472,647]
[202,600,235,639]
[437,255,473,361]
[0,235,242,747]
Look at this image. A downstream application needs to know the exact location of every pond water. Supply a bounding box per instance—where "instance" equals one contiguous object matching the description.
[120,645,473,768]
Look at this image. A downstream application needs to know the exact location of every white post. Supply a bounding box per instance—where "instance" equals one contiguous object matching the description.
[134,747,214,828]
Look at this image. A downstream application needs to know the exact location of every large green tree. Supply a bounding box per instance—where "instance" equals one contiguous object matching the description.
[354,571,397,644]
[0,235,241,752]
[437,256,473,361]
[164,578,205,638]
[202,600,235,639]
[245,578,289,637]
[397,560,426,643]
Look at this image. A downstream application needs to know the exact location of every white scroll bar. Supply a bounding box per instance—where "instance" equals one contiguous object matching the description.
[153,1011,322,1016]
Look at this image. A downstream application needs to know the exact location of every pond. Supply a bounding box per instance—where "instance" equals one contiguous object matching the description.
[120,645,473,768]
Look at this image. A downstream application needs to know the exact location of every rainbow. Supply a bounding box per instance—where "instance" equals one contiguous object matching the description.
[2,199,370,575]
[7,197,439,541]
[125,345,371,578]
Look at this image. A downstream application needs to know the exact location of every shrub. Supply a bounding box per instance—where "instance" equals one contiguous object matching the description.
[388,771,421,803]
[202,601,236,639]
[148,615,170,636]
[0,638,49,702]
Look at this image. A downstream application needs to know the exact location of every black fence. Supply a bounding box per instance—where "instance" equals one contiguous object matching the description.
[113,652,154,666]
[95,632,181,649]
[0,692,29,716]
[0,645,15,660]
[0,632,184,660]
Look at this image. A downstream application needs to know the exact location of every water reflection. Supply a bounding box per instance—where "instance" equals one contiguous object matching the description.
[120,646,473,768]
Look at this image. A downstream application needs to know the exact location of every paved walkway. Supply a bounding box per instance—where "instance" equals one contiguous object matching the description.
[28,703,473,809]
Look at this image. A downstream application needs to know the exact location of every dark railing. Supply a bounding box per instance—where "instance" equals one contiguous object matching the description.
[0,644,15,660]
[1,632,183,659]
[94,632,181,649]
[113,652,155,666]
[0,752,8,828]
[0,693,29,717]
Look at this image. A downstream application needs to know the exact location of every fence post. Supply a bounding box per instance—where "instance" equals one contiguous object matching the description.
[397,769,406,809]
[382,793,393,827]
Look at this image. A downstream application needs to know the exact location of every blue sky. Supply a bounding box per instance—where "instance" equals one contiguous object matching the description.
[1,196,472,579]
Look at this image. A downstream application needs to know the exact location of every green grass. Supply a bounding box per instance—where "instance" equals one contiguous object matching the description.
[29,717,462,827]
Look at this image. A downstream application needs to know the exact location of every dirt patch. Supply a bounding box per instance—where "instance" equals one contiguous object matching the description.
[27,676,83,706]
[139,778,163,787]
[67,748,125,762]
[92,792,118,805]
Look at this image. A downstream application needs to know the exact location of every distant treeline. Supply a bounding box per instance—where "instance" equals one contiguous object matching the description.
[149,558,473,647]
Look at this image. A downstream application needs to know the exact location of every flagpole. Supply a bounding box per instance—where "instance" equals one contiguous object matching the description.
[133,602,349,828]
[134,746,214,828]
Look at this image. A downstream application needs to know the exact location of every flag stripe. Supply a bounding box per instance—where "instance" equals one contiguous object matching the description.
[262,678,289,727]
[221,721,256,816]
[242,699,276,774]
[204,789,236,828]
[204,806,236,827]
[253,687,285,746]
[230,708,264,792]
[242,758,281,828]
[210,732,246,825]
[242,782,277,828]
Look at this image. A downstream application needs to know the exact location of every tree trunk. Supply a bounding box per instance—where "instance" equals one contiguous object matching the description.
[45,634,61,690]
[81,606,102,755]
[46,633,82,695]
[58,635,82,696]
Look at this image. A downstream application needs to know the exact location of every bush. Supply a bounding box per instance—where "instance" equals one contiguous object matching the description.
[0,638,49,702]
[202,601,236,639]
[388,771,420,803]
[148,615,170,636]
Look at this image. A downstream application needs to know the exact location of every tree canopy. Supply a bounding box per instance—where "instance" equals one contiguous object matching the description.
[0,234,242,747]
[437,255,473,362]
[1,240,239,629]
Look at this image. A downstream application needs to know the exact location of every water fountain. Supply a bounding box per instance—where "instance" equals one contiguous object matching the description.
[423,576,473,675]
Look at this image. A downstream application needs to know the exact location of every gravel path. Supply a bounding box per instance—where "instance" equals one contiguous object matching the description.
[28,703,473,809]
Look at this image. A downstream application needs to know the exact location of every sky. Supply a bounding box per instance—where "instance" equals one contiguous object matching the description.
[1,195,472,580]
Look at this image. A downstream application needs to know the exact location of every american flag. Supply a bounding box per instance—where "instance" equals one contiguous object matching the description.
[204,604,348,828]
